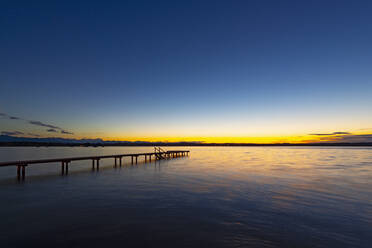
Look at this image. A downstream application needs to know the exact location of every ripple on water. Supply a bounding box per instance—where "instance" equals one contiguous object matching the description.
[0,146,371,247]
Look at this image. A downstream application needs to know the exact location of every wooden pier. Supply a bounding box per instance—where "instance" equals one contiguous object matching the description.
[0,147,189,180]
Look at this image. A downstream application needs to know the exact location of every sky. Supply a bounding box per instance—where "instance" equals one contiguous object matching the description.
[1,0,372,143]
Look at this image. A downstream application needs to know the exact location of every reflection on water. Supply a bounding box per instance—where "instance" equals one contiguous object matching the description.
[0,146,371,247]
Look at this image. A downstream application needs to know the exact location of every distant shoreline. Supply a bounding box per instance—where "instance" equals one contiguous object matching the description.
[1,142,371,147]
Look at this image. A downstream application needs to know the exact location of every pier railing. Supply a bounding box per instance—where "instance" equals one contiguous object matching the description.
[154,146,166,159]
[0,148,189,180]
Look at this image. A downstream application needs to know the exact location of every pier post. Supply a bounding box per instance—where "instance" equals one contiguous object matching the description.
[120,157,122,167]
[21,165,26,180]
[131,156,133,165]
[66,162,69,174]
[17,165,21,180]
[114,157,117,168]
[145,155,147,162]
[61,162,65,175]
[96,159,100,170]
[149,155,151,162]
[135,156,138,164]
[92,159,95,170]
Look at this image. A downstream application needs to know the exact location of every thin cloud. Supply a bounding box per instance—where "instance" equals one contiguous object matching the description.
[61,130,74,135]
[0,112,20,119]
[1,111,74,135]
[309,131,351,136]
[309,133,331,136]
[330,134,372,143]
[1,131,24,136]
[307,133,372,143]
[29,121,61,130]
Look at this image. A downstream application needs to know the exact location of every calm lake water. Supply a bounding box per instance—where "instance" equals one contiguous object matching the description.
[0,146,371,247]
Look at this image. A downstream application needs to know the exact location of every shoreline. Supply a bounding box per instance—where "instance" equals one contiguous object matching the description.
[1,142,372,147]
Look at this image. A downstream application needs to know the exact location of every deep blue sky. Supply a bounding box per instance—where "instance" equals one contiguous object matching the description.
[1,0,372,142]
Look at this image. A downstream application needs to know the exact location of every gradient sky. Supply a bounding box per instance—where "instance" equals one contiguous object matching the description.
[1,0,372,143]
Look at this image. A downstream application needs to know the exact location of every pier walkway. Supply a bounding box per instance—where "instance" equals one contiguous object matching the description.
[0,147,189,180]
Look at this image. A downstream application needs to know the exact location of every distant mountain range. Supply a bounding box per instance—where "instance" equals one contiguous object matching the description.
[0,135,105,144]
[0,135,197,146]
[1,135,372,146]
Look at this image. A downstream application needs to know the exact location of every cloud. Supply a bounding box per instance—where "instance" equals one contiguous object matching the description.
[334,134,372,143]
[29,121,61,130]
[61,130,74,135]
[1,131,24,136]
[309,131,351,136]
[307,132,372,143]
[0,112,20,120]
[1,111,74,136]
[309,133,331,136]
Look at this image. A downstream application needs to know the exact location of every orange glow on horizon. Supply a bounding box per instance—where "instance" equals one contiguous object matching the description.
[75,129,371,144]
[24,129,372,144]
[96,135,338,144]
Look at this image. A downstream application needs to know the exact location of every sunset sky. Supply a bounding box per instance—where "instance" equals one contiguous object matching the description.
[1,1,372,143]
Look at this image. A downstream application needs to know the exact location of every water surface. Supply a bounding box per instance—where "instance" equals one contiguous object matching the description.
[0,146,371,247]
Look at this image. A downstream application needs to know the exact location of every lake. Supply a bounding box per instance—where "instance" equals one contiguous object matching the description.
[0,146,371,247]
